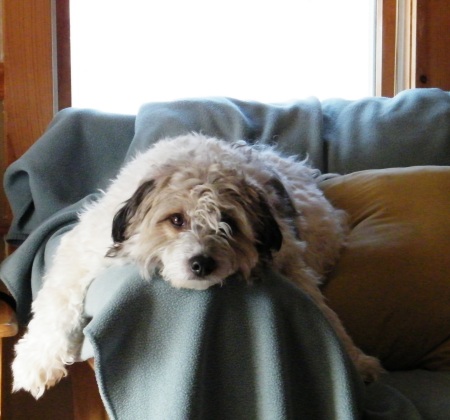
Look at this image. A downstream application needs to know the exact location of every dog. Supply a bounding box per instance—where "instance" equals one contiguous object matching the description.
[12,133,382,398]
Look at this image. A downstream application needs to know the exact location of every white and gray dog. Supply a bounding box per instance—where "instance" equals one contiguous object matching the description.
[12,133,382,398]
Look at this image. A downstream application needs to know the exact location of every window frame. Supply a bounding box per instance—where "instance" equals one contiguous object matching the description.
[0,0,406,226]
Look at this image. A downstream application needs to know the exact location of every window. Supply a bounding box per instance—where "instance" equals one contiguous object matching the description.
[70,0,376,114]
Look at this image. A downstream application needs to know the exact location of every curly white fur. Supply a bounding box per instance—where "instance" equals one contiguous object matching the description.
[12,133,382,398]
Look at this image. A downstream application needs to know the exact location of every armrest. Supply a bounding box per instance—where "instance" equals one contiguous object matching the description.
[0,295,18,338]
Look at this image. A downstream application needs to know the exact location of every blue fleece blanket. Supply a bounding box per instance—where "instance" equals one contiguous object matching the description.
[3,89,450,419]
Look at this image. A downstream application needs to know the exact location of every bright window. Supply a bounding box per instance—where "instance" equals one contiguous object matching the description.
[70,0,376,114]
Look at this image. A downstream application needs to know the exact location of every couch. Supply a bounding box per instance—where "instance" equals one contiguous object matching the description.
[1,88,449,419]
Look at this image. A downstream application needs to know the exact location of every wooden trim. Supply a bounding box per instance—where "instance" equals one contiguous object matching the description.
[1,66,7,232]
[0,63,4,100]
[3,0,56,165]
[394,0,417,92]
[3,0,70,167]
[376,0,397,97]
[415,0,428,87]
[0,299,18,419]
[56,0,71,110]
[415,0,450,90]
[0,0,3,62]
[70,362,109,420]
[0,300,18,338]
[0,338,2,419]
[410,0,418,88]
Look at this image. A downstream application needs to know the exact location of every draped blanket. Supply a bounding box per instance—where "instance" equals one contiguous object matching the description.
[3,89,450,419]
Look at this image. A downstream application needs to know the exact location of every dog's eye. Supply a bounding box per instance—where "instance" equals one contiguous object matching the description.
[169,213,185,228]
[221,213,238,234]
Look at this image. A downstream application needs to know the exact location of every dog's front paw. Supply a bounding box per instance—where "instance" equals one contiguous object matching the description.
[12,337,69,399]
[356,353,384,383]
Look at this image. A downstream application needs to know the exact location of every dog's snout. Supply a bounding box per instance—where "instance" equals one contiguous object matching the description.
[189,255,217,278]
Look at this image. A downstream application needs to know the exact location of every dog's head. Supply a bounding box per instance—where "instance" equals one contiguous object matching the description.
[107,165,282,289]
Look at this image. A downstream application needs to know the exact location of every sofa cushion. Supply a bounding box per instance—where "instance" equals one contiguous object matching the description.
[320,166,450,371]
[380,370,450,419]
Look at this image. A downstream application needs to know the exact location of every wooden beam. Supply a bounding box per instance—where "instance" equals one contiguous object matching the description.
[415,0,450,90]
[56,0,72,110]
[376,0,397,97]
[0,63,4,100]
[3,0,56,164]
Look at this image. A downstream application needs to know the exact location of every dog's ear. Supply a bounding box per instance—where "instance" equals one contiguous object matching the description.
[267,176,297,221]
[254,191,283,257]
[111,179,155,244]
[266,176,300,240]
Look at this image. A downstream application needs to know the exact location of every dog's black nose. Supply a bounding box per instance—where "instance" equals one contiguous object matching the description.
[189,255,217,278]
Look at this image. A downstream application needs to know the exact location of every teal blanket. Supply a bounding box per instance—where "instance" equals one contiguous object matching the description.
[3,89,450,419]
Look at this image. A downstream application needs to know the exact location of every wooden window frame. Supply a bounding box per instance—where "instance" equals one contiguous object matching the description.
[0,3,425,115]
[376,0,438,97]
[0,63,3,101]
[376,0,397,97]
[2,0,70,165]
[0,0,403,232]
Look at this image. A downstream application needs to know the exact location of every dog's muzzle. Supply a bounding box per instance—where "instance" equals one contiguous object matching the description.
[189,255,217,278]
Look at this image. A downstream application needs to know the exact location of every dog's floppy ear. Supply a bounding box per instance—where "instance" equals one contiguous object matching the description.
[266,176,300,240]
[254,190,283,257]
[267,176,297,221]
[111,179,155,244]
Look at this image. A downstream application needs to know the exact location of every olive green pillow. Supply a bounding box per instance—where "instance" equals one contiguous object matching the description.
[320,166,450,371]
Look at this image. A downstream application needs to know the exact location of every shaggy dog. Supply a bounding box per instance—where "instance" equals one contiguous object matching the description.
[12,133,382,398]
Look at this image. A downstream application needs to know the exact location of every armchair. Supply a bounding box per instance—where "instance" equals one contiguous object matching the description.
[1,88,450,419]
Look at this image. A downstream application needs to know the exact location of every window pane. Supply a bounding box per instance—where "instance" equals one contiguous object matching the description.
[70,0,375,114]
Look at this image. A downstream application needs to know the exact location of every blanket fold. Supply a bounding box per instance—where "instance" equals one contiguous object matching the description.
[83,266,365,419]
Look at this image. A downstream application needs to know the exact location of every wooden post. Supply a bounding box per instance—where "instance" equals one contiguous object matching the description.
[3,0,56,165]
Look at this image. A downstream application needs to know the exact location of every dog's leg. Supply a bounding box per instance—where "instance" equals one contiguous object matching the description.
[297,277,383,382]
[12,234,100,398]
